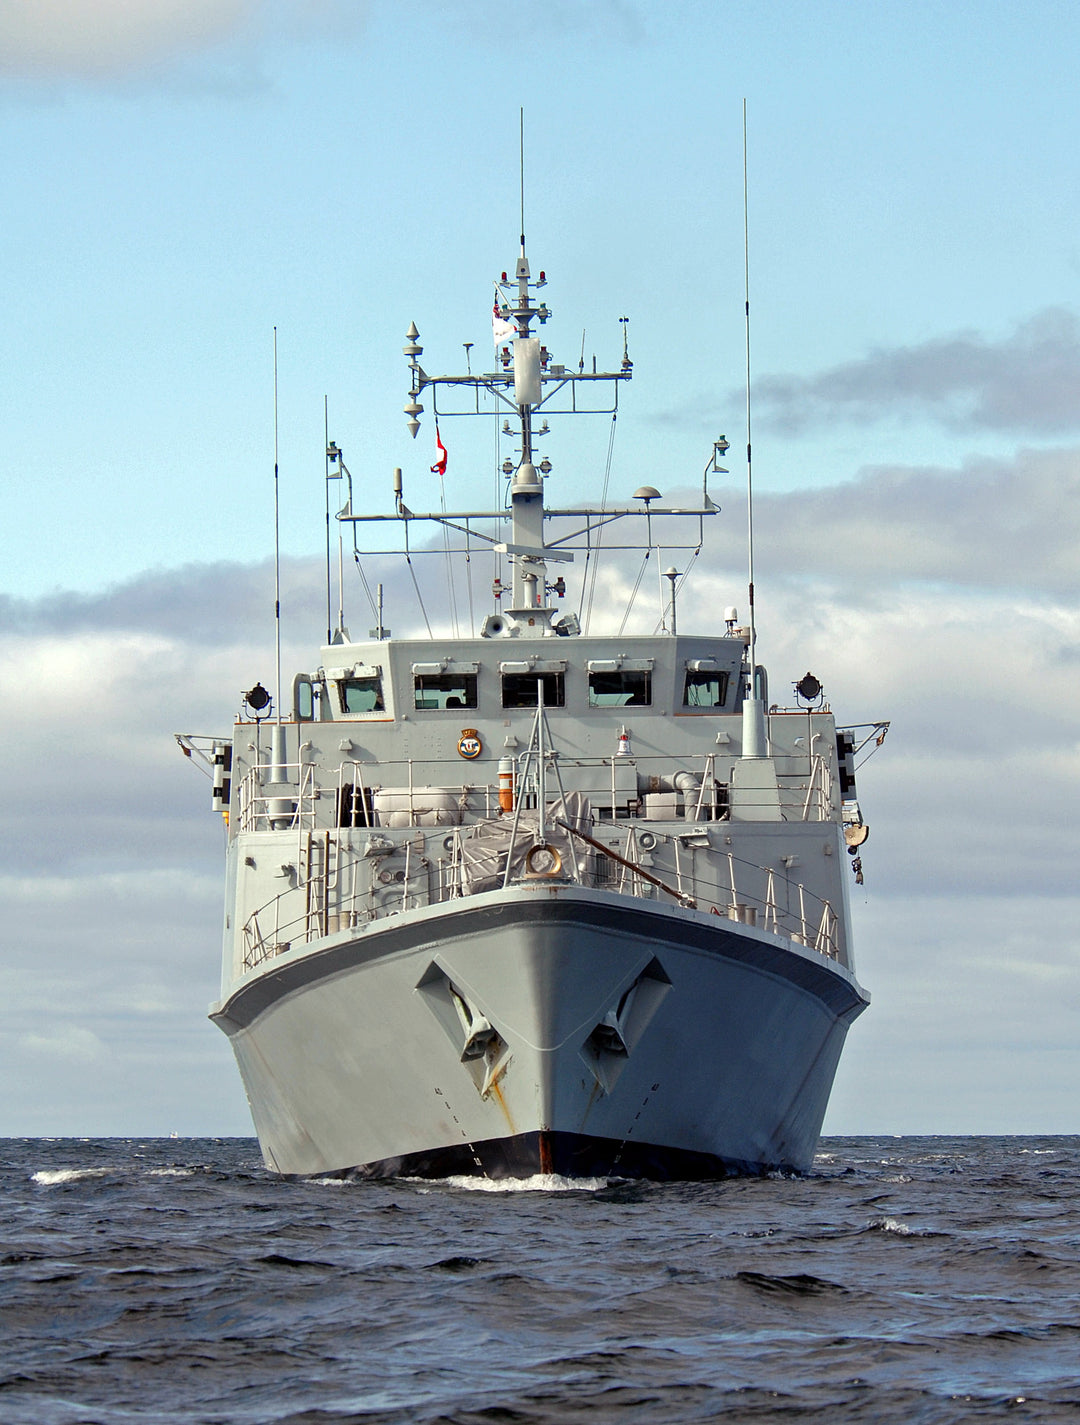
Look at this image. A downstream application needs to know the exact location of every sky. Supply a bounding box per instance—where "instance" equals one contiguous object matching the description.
[1,0,1078,1138]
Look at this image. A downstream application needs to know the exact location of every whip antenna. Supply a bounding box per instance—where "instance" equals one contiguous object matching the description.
[324,395,332,645]
[519,107,526,247]
[743,101,755,687]
[741,100,767,758]
[273,327,282,725]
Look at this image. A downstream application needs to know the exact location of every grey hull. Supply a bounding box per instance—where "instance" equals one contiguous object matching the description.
[212,885,868,1179]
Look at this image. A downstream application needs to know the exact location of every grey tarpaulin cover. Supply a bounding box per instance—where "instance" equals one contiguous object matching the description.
[457,792,592,894]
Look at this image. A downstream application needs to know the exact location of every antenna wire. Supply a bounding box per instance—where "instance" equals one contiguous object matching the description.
[273,328,282,724]
[743,99,757,696]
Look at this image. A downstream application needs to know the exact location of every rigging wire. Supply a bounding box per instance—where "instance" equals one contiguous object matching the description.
[464,523,476,636]
[438,463,459,637]
[351,546,380,622]
[854,736,890,772]
[617,547,652,638]
[652,544,703,634]
[678,544,703,595]
[580,409,618,633]
[343,466,378,624]
[577,553,591,624]
[404,521,433,636]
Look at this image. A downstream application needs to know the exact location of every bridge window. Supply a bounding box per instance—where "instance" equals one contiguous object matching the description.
[683,671,729,709]
[294,676,315,721]
[414,673,479,710]
[339,676,385,714]
[589,669,651,708]
[502,672,565,708]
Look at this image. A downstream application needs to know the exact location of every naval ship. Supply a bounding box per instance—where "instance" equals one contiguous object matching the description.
[179,234,885,1179]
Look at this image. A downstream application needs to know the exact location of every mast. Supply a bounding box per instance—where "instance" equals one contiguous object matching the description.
[503,234,548,611]
[368,232,722,641]
[510,106,543,611]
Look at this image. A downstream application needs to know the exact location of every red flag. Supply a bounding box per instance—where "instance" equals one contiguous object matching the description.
[430,426,448,477]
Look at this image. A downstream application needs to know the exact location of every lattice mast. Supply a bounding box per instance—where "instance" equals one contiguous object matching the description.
[399,237,635,635]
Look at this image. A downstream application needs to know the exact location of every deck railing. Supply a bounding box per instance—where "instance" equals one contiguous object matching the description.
[234,747,834,836]
[238,822,840,972]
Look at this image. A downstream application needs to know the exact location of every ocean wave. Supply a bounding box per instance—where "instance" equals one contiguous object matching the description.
[30,1167,115,1186]
[414,1173,611,1193]
[5,1137,1080,1424]
[866,1216,915,1235]
[735,1269,848,1295]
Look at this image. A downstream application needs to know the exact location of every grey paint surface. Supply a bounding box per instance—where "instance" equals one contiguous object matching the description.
[214,885,867,1176]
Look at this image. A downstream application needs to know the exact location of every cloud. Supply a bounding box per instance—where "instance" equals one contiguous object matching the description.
[660,444,1080,599]
[0,544,519,646]
[7,438,1076,663]
[0,558,323,643]
[829,893,1080,1134]
[749,307,1080,437]
[437,0,644,46]
[0,0,366,83]
[0,0,253,78]
[0,0,633,87]
[18,1025,109,1064]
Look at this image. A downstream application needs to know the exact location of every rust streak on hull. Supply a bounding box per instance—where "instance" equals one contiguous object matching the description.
[487,1079,517,1136]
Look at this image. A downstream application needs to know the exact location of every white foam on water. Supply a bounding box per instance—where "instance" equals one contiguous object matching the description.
[146,1167,194,1178]
[414,1173,611,1194]
[870,1216,914,1235]
[31,1167,114,1186]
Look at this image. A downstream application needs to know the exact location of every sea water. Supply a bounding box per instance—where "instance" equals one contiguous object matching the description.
[2,1136,1077,1423]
